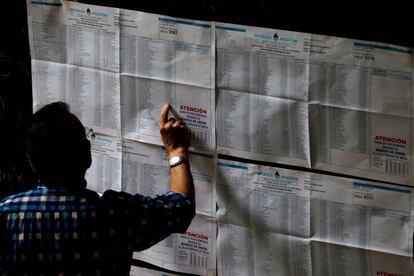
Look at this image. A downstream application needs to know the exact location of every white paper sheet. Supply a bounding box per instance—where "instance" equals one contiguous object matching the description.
[217,159,414,275]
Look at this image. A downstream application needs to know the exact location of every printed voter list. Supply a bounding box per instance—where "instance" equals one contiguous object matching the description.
[27,1,414,275]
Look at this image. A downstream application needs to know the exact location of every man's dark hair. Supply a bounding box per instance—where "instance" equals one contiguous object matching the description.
[24,102,89,185]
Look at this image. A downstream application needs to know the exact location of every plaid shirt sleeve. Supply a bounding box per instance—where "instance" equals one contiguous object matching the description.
[100,190,195,252]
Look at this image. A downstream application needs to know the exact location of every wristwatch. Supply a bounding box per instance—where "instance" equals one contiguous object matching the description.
[169,155,188,168]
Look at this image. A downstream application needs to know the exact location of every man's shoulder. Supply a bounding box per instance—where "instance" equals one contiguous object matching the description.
[0,188,39,206]
[0,187,100,211]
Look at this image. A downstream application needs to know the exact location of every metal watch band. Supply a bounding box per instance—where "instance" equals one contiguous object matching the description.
[169,155,188,168]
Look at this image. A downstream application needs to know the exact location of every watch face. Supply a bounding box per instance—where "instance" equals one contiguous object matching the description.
[170,156,181,165]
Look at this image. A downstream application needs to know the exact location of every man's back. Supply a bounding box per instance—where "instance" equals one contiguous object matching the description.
[0,186,104,275]
[0,185,193,275]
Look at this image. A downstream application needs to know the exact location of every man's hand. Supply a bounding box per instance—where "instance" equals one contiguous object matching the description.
[159,103,191,157]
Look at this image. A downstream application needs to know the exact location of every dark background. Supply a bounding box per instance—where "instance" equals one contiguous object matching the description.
[0,0,412,274]
[0,1,33,197]
[1,0,413,209]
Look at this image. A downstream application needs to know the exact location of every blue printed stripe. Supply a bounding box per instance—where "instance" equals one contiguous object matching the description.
[31,1,62,6]
[216,25,246,33]
[159,18,211,29]
[354,182,410,194]
[218,163,248,170]
[354,42,411,54]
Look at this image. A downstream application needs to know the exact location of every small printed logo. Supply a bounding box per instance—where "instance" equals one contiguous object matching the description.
[179,250,188,256]
[178,250,188,260]
[273,33,279,41]
[372,156,384,168]
[274,171,280,179]
[86,8,91,16]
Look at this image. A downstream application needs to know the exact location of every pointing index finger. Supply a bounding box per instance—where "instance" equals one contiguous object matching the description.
[160,103,170,128]
[169,105,181,120]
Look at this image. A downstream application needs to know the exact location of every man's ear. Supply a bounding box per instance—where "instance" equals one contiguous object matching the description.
[80,139,92,170]
[85,139,92,169]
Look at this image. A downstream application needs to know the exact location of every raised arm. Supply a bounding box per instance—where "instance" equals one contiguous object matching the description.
[100,104,196,252]
[159,103,195,207]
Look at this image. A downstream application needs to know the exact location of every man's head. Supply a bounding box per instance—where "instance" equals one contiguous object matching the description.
[24,102,92,187]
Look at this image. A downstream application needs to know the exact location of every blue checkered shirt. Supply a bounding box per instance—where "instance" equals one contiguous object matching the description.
[0,186,194,275]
